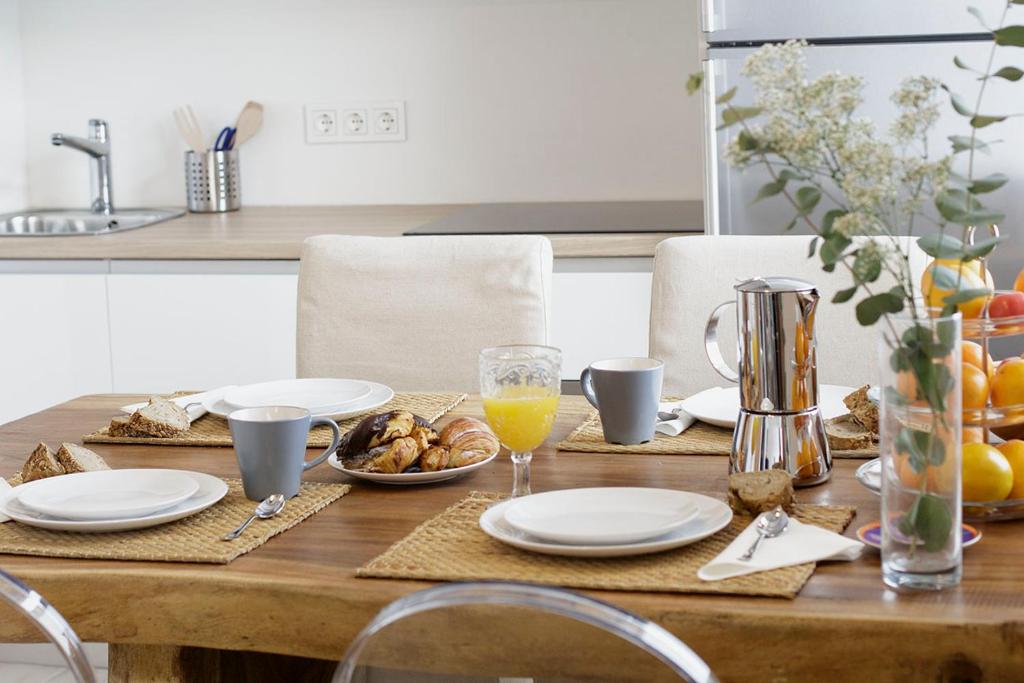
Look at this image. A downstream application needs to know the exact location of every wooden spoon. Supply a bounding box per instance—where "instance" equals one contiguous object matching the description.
[173,107,205,153]
[232,101,264,148]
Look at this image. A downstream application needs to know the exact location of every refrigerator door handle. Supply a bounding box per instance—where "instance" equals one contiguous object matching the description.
[702,58,720,236]
[701,0,720,33]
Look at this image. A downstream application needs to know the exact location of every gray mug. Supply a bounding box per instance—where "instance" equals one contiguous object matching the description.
[228,406,341,500]
[580,358,664,445]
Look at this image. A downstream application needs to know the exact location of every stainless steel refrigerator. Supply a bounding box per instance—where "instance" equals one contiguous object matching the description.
[701,0,1024,288]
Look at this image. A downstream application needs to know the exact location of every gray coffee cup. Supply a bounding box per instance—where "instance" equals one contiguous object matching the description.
[580,358,664,445]
[228,406,341,500]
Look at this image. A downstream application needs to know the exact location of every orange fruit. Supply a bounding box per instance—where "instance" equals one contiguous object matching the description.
[962,442,1014,501]
[962,362,990,409]
[991,357,1024,407]
[1015,268,1024,293]
[921,259,992,318]
[896,370,920,401]
[963,340,996,380]
[964,427,986,444]
[996,440,1024,499]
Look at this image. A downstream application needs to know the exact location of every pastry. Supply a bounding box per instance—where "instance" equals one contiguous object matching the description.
[21,442,64,482]
[337,411,436,472]
[825,414,874,450]
[55,443,110,474]
[438,417,500,469]
[727,470,795,515]
[843,385,879,435]
[419,446,451,472]
[357,436,421,474]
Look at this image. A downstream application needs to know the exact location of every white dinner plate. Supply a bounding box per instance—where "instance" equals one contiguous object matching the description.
[1,471,228,532]
[480,492,732,558]
[17,469,200,520]
[502,488,700,545]
[205,381,394,421]
[223,378,372,413]
[679,384,855,429]
[328,450,498,485]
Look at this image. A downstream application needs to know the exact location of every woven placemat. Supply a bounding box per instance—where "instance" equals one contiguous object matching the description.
[83,392,467,447]
[0,479,349,564]
[358,491,855,599]
[557,410,877,459]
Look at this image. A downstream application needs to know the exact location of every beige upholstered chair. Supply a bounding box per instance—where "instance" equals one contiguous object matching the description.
[297,235,553,392]
[649,235,928,397]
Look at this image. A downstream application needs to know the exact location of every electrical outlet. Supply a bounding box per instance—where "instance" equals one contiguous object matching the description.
[305,101,406,144]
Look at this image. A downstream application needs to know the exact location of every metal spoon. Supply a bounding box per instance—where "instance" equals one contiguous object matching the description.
[739,506,789,561]
[222,494,285,541]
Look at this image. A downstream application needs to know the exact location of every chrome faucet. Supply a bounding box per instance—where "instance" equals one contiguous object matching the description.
[51,119,113,215]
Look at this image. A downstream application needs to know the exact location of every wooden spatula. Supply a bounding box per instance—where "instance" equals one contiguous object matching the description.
[232,101,264,147]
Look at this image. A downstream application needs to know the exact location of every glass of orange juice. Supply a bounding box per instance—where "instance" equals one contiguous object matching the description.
[480,345,562,497]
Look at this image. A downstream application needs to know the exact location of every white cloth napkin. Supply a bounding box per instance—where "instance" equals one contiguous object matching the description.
[698,512,863,581]
[0,478,11,523]
[655,400,696,436]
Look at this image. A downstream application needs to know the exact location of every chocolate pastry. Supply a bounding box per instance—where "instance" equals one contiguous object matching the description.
[337,410,436,472]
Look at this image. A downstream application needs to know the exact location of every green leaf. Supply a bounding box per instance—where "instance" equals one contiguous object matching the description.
[884,385,909,406]
[933,189,1004,225]
[969,172,1009,194]
[964,235,1002,259]
[917,232,964,259]
[783,216,798,232]
[794,186,821,214]
[912,494,955,553]
[717,106,762,130]
[929,264,962,290]
[820,234,852,266]
[853,248,882,284]
[856,292,904,326]
[753,179,787,203]
[967,6,988,27]
[994,25,1024,47]
[943,287,992,305]
[971,114,1007,128]
[953,55,974,71]
[736,129,761,151]
[938,317,957,353]
[942,85,974,117]
[685,72,704,96]
[949,135,991,154]
[832,286,858,304]
[822,262,836,273]
[993,66,1024,81]
[778,168,807,181]
[716,86,737,104]
[820,209,847,236]
[807,236,819,258]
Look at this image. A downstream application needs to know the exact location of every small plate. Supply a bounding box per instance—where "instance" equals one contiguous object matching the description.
[480,493,732,558]
[17,469,199,520]
[502,488,700,545]
[857,520,981,549]
[1,472,227,532]
[327,450,498,485]
[205,381,394,421]
[223,378,372,413]
[679,384,853,429]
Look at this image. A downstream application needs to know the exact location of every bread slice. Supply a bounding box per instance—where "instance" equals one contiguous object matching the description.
[55,443,110,474]
[126,398,190,438]
[826,414,874,450]
[727,469,794,515]
[107,415,139,437]
[21,442,65,482]
[843,385,879,435]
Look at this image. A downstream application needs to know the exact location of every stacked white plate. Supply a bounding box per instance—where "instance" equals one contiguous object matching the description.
[120,379,395,422]
[0,469,228,532]
[679,384,854,428]
[480,487,733,557]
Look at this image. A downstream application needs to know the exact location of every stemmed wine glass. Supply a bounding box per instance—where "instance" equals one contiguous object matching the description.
[479,345,562,498]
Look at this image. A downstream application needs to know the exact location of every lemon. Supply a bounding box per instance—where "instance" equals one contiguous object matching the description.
[921,259,992,318]
[996,440,1024,500]
[962,442,1013,501]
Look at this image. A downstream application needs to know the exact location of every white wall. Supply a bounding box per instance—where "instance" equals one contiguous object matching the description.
[11,0,702,210]
[0,0,27,212]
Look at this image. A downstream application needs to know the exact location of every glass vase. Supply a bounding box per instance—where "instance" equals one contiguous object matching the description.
[878,312,962,591]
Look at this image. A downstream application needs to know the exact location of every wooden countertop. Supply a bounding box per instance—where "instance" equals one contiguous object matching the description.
[1,395,1022,682]
[0,205,697,260]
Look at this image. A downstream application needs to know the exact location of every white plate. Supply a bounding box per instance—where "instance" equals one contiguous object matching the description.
[480,492,732,558]
[205,381,394,421]
[223,379,372,413]
[679,384,855,429]
[1,472,228,532]
[328,450,498,485]
[502,487,700,545]
[17,469,200,521]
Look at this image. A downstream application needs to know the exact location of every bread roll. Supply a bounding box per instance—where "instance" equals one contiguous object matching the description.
[727,470,795,515]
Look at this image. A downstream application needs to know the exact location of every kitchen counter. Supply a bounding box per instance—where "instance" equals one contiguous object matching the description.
[0,204,702,260]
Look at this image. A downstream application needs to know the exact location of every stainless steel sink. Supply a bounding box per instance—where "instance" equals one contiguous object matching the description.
[0,208,185,236]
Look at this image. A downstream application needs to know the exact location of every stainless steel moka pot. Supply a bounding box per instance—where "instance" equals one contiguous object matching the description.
[704,276,832,487]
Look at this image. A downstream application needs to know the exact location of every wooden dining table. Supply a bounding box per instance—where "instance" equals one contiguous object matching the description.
[1,394,1022,682]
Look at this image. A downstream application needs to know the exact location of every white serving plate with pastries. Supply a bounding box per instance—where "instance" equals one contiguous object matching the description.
[328,450,497,484]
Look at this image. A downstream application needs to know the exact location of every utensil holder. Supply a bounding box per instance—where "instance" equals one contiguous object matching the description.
[185,150,240,213]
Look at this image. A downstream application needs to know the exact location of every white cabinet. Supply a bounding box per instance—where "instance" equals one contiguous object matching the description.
[0,266,111,424]
[106,266,298,394]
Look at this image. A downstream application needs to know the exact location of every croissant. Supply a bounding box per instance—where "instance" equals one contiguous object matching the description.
[409,425,439,452]
[439,417,500,469]
[419,445,451,472]
[361,436,421,474]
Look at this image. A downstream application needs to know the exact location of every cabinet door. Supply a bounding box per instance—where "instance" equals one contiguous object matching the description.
[551,270,652,379]
[107,273,298,394]
[0,273,111,424]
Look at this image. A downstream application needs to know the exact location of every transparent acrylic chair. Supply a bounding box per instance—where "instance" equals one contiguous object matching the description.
[0,568,97,683]
[334,582,717,683]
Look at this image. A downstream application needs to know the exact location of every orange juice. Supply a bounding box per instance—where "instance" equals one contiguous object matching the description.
[483,387,559,452]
